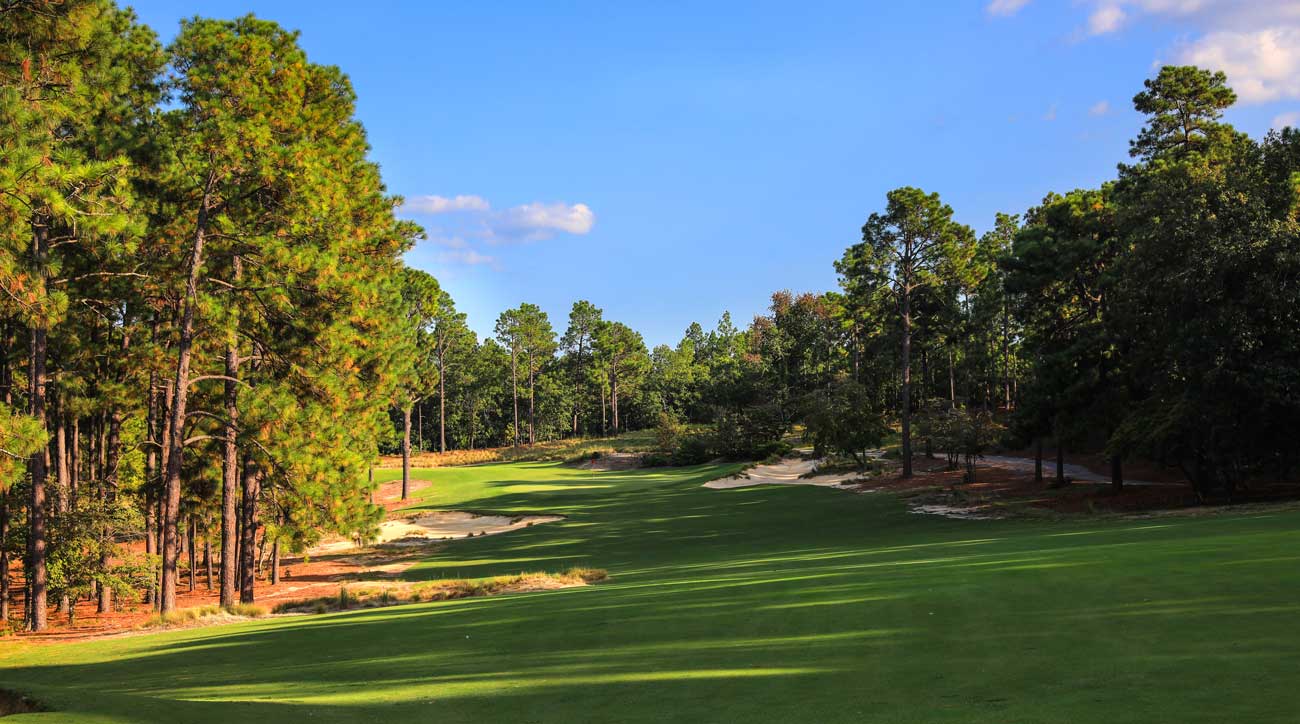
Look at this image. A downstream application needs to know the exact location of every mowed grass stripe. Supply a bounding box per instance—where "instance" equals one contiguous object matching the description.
[3,461,1299,723]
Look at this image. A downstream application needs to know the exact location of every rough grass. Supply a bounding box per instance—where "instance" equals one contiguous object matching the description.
[4,460,1300,723]
[272,568,608,614]
[140,603,268,629]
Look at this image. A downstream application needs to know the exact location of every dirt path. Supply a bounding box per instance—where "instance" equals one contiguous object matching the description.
[975,455,1179,487]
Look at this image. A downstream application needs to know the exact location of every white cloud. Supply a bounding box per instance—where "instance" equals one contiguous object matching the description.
[1175,27,1300,102]
[401,194,490,214]
[1089,100,1111,116]
[493,202,595,240]
[400,194,596,268]
[1088,5,1128,34]
[1066,1,1300,103]
[1272,110,1300,129]
[986,0,1032,17]
[436,249,497,267]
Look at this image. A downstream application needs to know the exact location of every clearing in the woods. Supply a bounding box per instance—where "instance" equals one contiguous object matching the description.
[2,459,1299,723]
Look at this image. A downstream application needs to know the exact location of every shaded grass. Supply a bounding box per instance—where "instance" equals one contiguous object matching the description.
[3,460,1300,723]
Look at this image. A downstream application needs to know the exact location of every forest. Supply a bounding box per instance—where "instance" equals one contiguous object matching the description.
[2,0,1298,644]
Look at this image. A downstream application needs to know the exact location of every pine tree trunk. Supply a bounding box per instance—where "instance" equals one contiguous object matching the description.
[239,459,261,604]
[0,497,8,622]
[143,502,155,605]
[54,410,69,617]
[99,411,122,614]
[204,533,213,590]
[528,356,536,444]
[439,356,447,453]
[184,517,194,592]
[900,289,913,479]
[1002,298,1012,410]
[1111,454,1124,493]
[161,195,210,614]
[1055,432,1066,487]
[144,369,157,606]
[511,352,519,446]
[27,329,48,630]
[271,538,280,586]
[220,258,241,609]
[947,347,955,406]
[1034,437,1044,483]
[611,364,620,432]
[401,405,412,500]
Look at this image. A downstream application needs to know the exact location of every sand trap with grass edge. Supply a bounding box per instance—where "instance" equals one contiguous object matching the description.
[313,511,563,554]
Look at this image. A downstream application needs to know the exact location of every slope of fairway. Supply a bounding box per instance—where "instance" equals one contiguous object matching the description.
[3,461,1300,723]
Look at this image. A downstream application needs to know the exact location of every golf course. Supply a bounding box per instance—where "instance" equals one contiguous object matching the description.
[4,460,1298,722]
[6,2,1300,721]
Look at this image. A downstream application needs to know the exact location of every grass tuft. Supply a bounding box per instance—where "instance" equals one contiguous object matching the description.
[272,568,609,615]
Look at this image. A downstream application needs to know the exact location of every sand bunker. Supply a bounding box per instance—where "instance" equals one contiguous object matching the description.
[313,511,563,554]
[704,456,860,489]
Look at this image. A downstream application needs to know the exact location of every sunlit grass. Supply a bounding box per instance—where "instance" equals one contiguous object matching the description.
[4,459,1300,722]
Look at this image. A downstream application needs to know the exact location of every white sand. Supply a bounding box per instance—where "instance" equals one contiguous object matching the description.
[313,511,563,554]
[704,456,860,489]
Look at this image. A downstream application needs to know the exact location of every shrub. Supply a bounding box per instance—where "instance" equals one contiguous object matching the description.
[654,410,683,451]
[801,380,888,469]
[640,452,672,467]
[672,435,715,466]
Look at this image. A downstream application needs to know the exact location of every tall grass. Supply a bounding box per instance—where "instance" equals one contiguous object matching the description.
[272,568,608,614]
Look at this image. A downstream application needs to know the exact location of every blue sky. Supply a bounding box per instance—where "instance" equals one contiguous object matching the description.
[128,1,1300,347]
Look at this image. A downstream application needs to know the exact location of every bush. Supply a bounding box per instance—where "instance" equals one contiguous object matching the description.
[713,401,787,461]
[801,380,888,469]
[640,452,672,467]
[672,435,715,466]
[654,410,683,451]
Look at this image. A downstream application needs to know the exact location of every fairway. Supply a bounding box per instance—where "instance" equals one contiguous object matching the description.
[3,462,1299,723]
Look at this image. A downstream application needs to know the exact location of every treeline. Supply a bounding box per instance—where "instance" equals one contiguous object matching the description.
[0,3,426,630]
[444,65,1300,505]
[826,65,1300,495]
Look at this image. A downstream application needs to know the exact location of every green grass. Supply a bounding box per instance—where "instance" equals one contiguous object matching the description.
[3,461,1300,722]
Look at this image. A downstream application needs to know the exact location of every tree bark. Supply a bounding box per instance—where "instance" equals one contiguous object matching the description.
[900,288,913,479]
[220,257,241,609]
[1034,437,1044,483]
[510,350,520,446]
[401,405,412,500]
[271,537,280,586]
[439,355,447,453]
[1002,298,1012,410]
[54,410,69,617]
[239,458,261,604]
[528,353,536,444]
[99,410,122,613]
[187,516,197,592]
[26,250,49,629]
[1054,431,1066,486]
[204,532,213,590]
[0,496,9,622]
[1110,454,1124,493]
[161,191,210,613]
[947,347,956,406]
